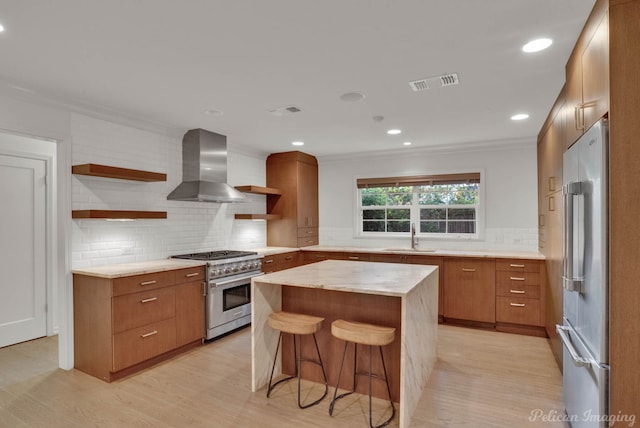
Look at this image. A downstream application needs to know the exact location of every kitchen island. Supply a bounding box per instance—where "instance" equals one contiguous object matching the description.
[251,259,438,428]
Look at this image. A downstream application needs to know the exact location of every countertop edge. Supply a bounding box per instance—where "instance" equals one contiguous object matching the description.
[72,259,207,279]
[298,245,544,260]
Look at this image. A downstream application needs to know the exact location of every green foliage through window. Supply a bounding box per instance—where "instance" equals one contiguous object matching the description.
[360,181,479,236]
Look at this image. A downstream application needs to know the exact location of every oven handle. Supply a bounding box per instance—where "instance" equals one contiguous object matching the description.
[210,272,263,289]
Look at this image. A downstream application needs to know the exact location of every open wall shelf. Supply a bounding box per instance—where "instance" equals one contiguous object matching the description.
[234,185,283,220]
[72,164,167,182]
[72,210,167,220]
[234,214,282,220]
[234,185,282,196]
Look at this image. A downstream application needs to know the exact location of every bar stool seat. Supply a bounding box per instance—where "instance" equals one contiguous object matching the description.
[266,311,328,409]
[329,319,396,428]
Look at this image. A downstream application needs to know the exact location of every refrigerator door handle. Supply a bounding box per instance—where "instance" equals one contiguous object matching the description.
[562,181,583,292]
[556,325,590,368]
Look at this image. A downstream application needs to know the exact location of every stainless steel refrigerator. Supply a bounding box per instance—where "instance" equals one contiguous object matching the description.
[557,118,609,427]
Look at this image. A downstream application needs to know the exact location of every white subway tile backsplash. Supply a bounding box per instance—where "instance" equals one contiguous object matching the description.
[71,113,267,268]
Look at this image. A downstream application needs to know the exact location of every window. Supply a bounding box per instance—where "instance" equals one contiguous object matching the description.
[357,173,481,238]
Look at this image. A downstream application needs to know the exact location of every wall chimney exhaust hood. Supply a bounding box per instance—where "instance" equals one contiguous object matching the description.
[167,129,246,203]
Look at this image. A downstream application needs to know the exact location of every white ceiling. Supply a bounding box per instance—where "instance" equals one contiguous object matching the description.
[0,0,595,157]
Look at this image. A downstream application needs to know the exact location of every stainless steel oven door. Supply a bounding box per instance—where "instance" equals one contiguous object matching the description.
[207,273,260,337]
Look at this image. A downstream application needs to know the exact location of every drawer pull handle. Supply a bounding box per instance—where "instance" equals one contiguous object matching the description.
[307,231,314,234]
[264,259,274,264]
[141,297,158,303]
[185,272,199,277]
[348,256,359,260]
[510,277,525,281]
[140,330,158,338]
[140,280,157,286]
[285,256,293,260]
[509,290,526,294]
[509,264,525,268]
[462,268,476,272]
[510,303,526,307]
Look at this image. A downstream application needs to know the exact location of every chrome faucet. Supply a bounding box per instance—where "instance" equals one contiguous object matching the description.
[411,222,419,249]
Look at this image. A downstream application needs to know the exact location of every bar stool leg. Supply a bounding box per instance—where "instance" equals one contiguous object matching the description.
[296,333,328,409]
[367,345,395,428]
[329,342,360,415]
[267,332,295,398]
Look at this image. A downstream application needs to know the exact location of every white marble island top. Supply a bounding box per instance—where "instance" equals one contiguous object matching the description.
[255,259,437,297]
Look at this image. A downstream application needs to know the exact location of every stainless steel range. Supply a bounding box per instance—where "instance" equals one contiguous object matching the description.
[172,250,263,340]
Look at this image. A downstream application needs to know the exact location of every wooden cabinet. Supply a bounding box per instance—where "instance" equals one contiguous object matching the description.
[443,258,496,323]
[564,4,609,149]
[495,259,546,336]
[73,265,205,382]
[174,268,206,347]
[261,251,303,273]
[537,86,567,362]
[266,151,319,247]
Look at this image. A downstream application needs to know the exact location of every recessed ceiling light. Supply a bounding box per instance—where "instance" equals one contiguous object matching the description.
[387,129,402,135]
[522,38,552,53]
[204,109,223,116]
[403,142,412,146]
[511,113,529,121]
[340,92,365,102]
[292,141,304,146]
[0,23,5,32]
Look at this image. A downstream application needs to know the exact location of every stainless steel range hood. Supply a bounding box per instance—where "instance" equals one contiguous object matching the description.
[167,129,246,203]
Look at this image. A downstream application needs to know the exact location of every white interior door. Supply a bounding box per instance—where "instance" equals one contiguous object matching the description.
[0,154,47,348]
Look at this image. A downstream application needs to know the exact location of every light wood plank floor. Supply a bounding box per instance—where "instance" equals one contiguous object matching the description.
[0,325,568,427]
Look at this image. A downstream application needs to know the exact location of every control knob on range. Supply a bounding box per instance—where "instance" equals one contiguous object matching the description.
[224,267,232,274]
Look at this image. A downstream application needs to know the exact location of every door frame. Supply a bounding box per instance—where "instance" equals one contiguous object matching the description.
[0,129,72,369]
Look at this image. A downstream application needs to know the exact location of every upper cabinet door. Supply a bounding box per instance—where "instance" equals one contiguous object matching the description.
[582,12,609,132]
[565,49,584,149]
[564,8,609,150]
[296,160,318,227]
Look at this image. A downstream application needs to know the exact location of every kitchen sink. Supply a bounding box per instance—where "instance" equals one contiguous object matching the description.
[382,248,437,253]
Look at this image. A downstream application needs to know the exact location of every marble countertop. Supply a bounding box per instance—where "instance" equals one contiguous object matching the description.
[253,259,438,297]
[72,259,207,279]
[299,245,544,260]
[252,246,300,256]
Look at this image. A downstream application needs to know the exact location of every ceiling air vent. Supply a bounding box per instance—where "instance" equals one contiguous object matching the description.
[409,73,459,92]
[268,105,302,116]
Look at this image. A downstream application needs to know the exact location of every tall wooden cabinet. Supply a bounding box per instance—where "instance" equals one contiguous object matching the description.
[538,0,640,419]
[266,151,319,247]
[537,88,566,367]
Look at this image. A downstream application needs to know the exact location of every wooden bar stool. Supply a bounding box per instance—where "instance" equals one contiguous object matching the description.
[266,311,328,409]
[329,319,396,428]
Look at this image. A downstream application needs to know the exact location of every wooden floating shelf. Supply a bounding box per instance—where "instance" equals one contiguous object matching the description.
[234,214,282,220]
[72,164,167,182]
[234,185,283,196]
[72,210,168,220]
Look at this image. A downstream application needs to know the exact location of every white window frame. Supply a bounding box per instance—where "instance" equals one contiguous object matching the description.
[354,170,485,241]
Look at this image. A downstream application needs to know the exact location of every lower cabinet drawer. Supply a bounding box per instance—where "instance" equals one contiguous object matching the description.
[496,296,541,326]
[496,282,541,299]
[112,318,177,371]
[112,287,176,333]
[297,236,319,247]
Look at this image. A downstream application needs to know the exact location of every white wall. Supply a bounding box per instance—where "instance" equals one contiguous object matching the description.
[70,113,267,269]
[318,143,539,251]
